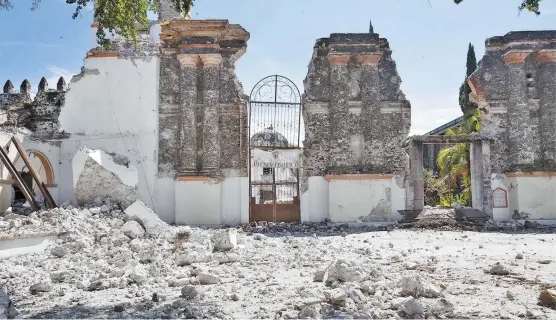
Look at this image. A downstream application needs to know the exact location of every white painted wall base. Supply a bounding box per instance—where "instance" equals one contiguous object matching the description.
[301,175,406,223]
[492,173,556,221]
[175,179,221,225]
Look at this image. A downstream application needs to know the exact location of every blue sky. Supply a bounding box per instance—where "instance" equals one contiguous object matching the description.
[1,0,555,134]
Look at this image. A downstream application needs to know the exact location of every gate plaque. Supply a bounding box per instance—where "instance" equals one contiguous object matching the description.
[492,188,508,208]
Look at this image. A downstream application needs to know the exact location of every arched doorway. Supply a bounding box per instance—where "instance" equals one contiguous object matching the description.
[248,75,302,222]
[11,150,56,205]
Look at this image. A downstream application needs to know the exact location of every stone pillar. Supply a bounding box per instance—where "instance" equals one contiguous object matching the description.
[536,52,556,167]
[504,52,534,167]
[200,54,222,176]
[470,140,484,211]
[411,140,424,210]
[177,54,199,176]
[359,53,383,169]
[481,139,493,216]
[328,54,351,168]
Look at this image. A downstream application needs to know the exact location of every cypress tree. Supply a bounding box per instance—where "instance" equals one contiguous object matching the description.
[459,43,477,114]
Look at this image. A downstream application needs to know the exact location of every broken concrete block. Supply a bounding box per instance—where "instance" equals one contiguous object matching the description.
[400,297,423,316]
[124,201,168,238]
[324,289,347,306]
[430,298,454,314]
[121,220,145,239]
[211,229,237,252]
[73,148,138,208]
[326,259,364,284]
[181,285,198,300]
[197,273,221,285]
[29,282,52,295]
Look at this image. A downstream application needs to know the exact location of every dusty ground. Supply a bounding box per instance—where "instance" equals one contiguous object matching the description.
[1,205,556,319]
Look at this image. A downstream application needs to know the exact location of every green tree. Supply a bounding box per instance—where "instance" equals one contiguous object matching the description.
[459,43,477,114]
[0,0,194,48]
[454,0,542,15]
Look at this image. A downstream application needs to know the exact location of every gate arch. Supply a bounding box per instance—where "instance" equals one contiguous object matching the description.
[248,75,302,222]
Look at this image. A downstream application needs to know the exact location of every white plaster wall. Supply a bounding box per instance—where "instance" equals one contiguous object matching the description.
[514,176,556,220]
[390,177,406,221]
[221,177,248,225]
[328,179,392,222]
[307,176,329,222]
[58,56,159,212]
[155,178,175,224]
[491,174,511,221]
[175,180,221,225]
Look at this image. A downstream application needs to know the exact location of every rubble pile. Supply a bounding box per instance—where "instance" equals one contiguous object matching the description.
[1,204,555,319]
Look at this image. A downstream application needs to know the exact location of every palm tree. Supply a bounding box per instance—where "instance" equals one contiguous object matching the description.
[436,108,481,206]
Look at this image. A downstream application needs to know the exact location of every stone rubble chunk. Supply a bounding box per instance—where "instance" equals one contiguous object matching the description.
[121,220,145,239]
[29,282,52,295]
[298,304,321,319]
[197,273,221,285]
[430,298,454,314]
[399,297,424,316]
[398,276,442,298]
[50,245,68,258]
[325,259,364,284]
[313,270,325,282]
[360,281,376,295]
[211,229,238,252]
[182,285,198,300]
[124,201,168,238]
[324,289,347,306]
[488,262,510,276]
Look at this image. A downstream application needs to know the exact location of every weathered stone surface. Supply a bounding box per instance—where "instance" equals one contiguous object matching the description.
[124,201,168,238]
[469,31,556,172]
[158,20,249,178]
[211,229,237,251]
[303,26,410,178]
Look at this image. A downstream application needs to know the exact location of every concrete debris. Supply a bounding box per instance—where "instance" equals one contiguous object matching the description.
[516,253,524,260]
[0,290,17,319]
[324,289,347,306]
[298,305,321,319]
[398,276,442,298]
[211,229,238,252]
[430,298,454,314]
[181,285,198,300]
[1,204,556,319]
[399,297,424,316]
[197,273,221,285]
[121,220,145,239]
[325,259,365,284]
[124,201,168,238]
[488,262,510,276]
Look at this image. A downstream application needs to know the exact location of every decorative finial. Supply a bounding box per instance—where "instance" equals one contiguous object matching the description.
[369,20,374,34]
[57,77,66,91]
[3,80,14,94]
[38,77,48,92]
[20,79,31,94]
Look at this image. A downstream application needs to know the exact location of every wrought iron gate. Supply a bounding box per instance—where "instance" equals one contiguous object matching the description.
[249,75,302,222]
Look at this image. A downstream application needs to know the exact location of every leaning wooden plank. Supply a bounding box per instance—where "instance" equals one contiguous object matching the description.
[0,145,39,211]
[10,137,56,209]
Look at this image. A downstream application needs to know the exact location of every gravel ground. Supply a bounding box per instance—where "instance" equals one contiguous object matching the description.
[1,204,556,319]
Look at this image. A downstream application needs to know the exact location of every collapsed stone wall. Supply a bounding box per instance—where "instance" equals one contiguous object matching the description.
[303,25,411,178]
[0,78,67,139]
[469,31,556,173]
[157,20,250,178]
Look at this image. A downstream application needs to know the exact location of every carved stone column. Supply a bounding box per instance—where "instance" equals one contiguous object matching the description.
[177,53,200,176]
[504,51,534,167]
[536,51,556,167]
[328,54,351,170]
[359,53,383,170]
[200,54,222,176]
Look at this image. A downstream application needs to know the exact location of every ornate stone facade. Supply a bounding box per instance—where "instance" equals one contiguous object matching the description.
[303,26,411,177]
[469,31,556,173]
[157,20,250,178]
